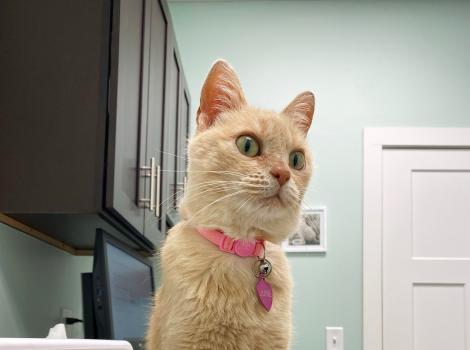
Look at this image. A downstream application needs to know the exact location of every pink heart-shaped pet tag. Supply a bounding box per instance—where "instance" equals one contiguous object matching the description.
[256,278,273,311]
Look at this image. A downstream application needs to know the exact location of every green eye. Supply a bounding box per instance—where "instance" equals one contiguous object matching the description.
[236,135,260,157]
[289,151,305,170]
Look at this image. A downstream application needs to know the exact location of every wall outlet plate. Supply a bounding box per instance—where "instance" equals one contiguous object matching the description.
[326,327,343,350]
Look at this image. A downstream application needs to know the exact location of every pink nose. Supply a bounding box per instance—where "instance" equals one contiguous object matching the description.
[270,166,291,186]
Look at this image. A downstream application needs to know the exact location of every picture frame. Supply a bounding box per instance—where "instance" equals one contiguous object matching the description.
[282,207,327,253]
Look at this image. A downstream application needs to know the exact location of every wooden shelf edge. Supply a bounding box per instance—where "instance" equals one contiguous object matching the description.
[0,213,93,256]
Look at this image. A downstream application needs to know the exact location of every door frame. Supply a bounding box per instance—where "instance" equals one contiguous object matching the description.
[363,127,470,350]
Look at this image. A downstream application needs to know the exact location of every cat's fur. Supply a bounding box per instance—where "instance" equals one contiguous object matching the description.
[146,60,315,350]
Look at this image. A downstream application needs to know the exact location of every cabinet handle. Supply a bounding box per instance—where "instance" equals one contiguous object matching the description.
[138,166,150,208]
[138,158,156,212]
[149,157,156,212]
[155,165,161,218]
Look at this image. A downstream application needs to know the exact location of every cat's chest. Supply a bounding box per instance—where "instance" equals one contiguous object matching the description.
[209,250,289,293]
[197,252,291,317]
[163,234,292,318]
[165,229,291,298]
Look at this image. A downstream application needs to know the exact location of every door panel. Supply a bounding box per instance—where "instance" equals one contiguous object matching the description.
[412,170,470,258]
[175,82,190,209]
[143,0,167,245]
[383,149,470,350]
[106,0,145,233]
[413,284,466,350]
[160,29,180,234]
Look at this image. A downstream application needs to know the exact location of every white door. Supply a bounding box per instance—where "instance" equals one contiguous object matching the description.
[383,149,470,350]
[363,128,470,350]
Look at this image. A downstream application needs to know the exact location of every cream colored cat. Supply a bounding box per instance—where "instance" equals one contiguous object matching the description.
[146,60,314,350]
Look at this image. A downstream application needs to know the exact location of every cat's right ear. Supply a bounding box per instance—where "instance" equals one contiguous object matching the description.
[282,91,315,135]
[197,60,246,132]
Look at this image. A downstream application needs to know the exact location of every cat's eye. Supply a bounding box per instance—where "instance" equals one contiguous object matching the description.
[289,151,305,170]
[236,135,260,157]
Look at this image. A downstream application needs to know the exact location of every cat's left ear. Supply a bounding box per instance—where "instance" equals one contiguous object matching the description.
[282,91,315,135]
[197,60,246,132]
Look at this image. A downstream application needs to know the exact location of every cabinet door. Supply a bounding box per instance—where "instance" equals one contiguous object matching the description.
[105,0,146,233]
[159,28,180,234]
[0,0,110,213]
[142,0,168,245]
[175,76,191,209]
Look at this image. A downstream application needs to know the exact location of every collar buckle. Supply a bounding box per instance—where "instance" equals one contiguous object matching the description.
[219,235,235,253]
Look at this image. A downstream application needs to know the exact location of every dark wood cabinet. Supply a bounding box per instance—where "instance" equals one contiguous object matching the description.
[161,29,179,234]
[0,0,189,253]
[160,27,191,233]
[142,0,168,246]
[106,0,147,237]
[176,70,191,211]
[178,78,191,186]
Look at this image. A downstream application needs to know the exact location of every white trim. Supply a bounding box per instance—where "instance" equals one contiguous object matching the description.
[363,127,470,350]
[282,207,327,253]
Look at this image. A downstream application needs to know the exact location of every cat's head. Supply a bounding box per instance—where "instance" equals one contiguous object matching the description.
[180,60,314,243]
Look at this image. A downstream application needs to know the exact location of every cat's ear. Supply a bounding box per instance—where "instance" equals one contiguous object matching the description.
[197,60,246,132]
[282,91,315,135]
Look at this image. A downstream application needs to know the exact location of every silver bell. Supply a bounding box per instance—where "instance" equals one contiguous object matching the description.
[258,259,272,277]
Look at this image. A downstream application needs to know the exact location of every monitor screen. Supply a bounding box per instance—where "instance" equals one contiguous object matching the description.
[105,242,153,340]
[90,230,155,344]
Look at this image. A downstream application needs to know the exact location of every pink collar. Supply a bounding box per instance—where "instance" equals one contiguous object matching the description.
[197,227,265,257]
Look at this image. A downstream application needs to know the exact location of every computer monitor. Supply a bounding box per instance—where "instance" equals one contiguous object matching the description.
[83,229,154,346]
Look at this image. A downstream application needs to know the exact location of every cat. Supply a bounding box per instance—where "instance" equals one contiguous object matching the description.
[146,59,315,350]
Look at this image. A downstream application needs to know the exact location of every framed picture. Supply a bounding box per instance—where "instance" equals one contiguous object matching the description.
[282,207,327,253]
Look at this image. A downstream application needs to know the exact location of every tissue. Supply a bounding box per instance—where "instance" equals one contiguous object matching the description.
[46,324,67,339]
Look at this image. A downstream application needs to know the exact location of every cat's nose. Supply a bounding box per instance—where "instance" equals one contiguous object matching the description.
[270,166,291,186]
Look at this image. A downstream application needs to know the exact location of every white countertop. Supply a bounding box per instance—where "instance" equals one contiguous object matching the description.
[0,339,132,350]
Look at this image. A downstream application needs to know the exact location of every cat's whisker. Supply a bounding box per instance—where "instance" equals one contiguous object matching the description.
[189,168,244,175]
[181,182,258,199]
[158,179,247,209]
[294,196,309,206]
[158,180,227,205]
[169,179,267,211]
[296,195,317,210]
[156,149,187,159]
[177,184,268,207]
[186,179,246,188]
[283,189,308,206]
[241,182,270,188]
[235,194,254,214]
[160,170,244,176]
[187,189,246,226]
[182,179,269,194]
[174,184,242,206]
[161,183,243,210]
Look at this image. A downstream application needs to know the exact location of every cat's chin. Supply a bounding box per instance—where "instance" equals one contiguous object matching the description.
[181,202,299,243]
[262,194,283,207]
[260,197,300,220]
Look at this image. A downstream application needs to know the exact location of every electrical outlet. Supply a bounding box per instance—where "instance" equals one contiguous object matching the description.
[326,327,343,350]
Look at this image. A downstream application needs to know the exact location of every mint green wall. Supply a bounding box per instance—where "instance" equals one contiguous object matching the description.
[168,1,470,349]
[0,223,92,337]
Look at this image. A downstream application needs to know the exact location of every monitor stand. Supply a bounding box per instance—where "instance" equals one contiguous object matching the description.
[81,273,96,339]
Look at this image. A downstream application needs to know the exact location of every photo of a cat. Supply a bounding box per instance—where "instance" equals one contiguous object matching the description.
[282,208,327,252]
